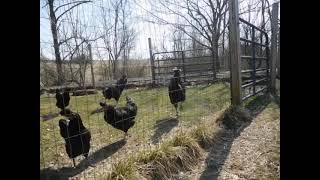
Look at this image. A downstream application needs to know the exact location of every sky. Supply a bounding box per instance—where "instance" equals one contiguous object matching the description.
[40,0,279,60]
[40,0,166,60]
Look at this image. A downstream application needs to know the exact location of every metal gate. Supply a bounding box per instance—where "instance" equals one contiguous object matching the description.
[239,18,270,101]
[151,48,226,85]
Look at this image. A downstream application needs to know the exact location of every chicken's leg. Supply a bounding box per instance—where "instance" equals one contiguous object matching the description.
[179,103,183,111]
[42,112,59,121]
[90,107,103,115]
[174,103,178,117]
[84,154,96,167]
[123,132,128,140]
[72,158,76,168]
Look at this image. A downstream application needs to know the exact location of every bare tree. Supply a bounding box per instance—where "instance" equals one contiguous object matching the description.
[40,56,58,87]
[173,29,185,52]
[99,0,136,80]
[69,53,91,88]
[52,0,103,88]
[146,0,229,79]
[43,0,92,85]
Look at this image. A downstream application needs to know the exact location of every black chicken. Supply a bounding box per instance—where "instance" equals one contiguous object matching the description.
[102,75,127,106]
[116,74,127,93]
[100,96,137,138]
[41,88,70,121]
[168,67,186,117]
[59,109,91,167]
[55,88,70,110]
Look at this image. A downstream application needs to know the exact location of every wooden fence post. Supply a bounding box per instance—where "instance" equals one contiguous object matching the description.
[270,2,279,93]
[88,43,95,89]
[181,51,186,82]
[228,0,242,105]
[277,27,280,79]
[148,38,155,86]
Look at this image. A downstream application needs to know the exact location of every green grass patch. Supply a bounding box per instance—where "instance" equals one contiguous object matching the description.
[40,83,230,168]
[99,91,279,180]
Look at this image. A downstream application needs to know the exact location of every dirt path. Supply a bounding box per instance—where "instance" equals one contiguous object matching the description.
[181,98,280,180]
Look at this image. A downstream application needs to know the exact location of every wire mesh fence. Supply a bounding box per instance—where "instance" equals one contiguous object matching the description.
[40,41,232,179]
[40,74,231,179]
[40,0,279,179]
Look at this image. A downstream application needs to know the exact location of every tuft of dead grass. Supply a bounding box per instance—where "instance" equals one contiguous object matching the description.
[191,122,216,149]
[216,105,252,129]
[103,159,144,180]
[132,132,203,180]
[189,109,226,149]
[95,105,256,180]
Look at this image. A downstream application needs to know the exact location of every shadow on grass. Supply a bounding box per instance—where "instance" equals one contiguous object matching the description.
[199,82,229,91]
[198,84,214,90]
[40,139,126,180]
[151,118,179,144]
[273,94,280,107]
[186,83,229,103]
[199,94,272,180]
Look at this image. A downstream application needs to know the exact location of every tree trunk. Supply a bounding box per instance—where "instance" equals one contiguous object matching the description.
[211,46,217,80]
[48,0,64,85]
[277,27,280,78]
[222,13,226,70]
[108,53,112,80]
[88,44,95,88]
[83,62,87,88]
[69,62,74,82]
[79,64,84,89]
[122,48,127,75]
[212,39,219,80]
[104,63,107,81]
[113,60,117,80]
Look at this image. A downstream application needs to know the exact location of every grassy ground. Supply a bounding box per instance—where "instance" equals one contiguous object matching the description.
[40,82,230,169]
[89,94,280,180]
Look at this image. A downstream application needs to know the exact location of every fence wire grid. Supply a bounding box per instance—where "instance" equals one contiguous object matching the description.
[40,0,279,179]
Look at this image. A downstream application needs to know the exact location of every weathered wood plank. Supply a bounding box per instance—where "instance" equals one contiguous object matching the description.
[228,0,242,105]
[270,3,279,93]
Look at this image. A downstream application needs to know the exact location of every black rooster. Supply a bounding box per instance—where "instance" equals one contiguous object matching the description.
[116,74,127,93]
[168,67,186,117]
[102,75,127,106]
[42,88,70,121]
[55,88,70,110]
[59,109,91,167]
[100,96,137,138]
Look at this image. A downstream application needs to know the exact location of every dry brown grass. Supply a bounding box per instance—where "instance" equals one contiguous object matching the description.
[41,92,279,180]
[100,109,231,179]
[216,105,252,130]
[134,132,203,180]
[95,100,280,180]
[100,106,255,180]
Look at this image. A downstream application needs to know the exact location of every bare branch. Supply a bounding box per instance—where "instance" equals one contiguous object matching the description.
[56,1,92,21]
[176,26,211,49]
[42,0,50,8]
[189,1,213,36]
[62,40,86,60]
[58,36,77,46]
[54,0,92,13]
[158,0,212,44]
